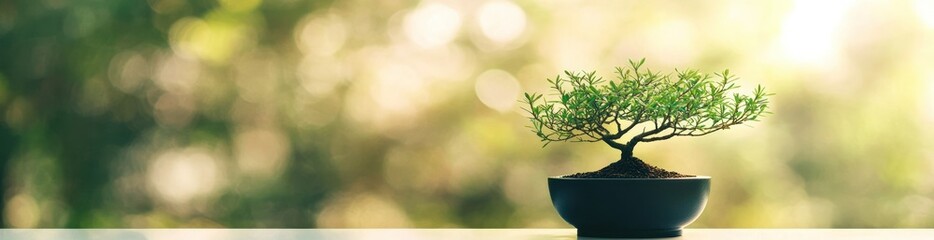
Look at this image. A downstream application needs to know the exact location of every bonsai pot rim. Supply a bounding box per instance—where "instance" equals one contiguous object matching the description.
[549,175,710,181]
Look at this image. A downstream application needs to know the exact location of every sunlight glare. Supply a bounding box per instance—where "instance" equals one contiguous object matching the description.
[916,0,934,29]
[403,3,462,49]
[777,0,852,65]
[477,0,526,45]
[147,148,222,205]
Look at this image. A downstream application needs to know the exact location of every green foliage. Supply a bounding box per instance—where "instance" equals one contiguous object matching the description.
[522,59,771,153]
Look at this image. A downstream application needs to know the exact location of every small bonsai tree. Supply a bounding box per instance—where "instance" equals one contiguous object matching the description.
[522,59,771,178]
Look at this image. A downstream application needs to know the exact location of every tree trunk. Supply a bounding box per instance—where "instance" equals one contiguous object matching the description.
[620,143,636,160]
[617,135,646,161]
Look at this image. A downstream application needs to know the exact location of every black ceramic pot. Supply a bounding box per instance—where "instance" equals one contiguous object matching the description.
[548,176,710,238]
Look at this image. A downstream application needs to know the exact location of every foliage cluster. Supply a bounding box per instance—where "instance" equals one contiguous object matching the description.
[522,59,771,158]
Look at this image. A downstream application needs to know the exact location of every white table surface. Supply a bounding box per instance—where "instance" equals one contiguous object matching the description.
[1,229,932,240]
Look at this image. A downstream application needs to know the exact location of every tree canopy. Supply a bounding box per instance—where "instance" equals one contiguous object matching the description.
[522,59,771,158]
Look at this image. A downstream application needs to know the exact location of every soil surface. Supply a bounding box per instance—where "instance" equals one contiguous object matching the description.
[564,157,694,178]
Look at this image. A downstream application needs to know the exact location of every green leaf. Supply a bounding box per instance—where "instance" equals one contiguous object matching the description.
[519,59,772,148]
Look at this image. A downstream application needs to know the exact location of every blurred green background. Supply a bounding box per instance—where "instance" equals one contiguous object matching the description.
[3,0,934,228]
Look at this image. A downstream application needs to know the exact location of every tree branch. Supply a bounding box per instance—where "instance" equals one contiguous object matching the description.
[605,112,642,140]
[601,137,626,150]
[640,128,680,142]
[629,123,671,145]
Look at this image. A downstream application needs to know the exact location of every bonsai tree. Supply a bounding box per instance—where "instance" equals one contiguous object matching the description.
[522,59,771,178]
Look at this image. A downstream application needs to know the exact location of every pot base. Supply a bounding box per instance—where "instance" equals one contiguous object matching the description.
[549,176,709,239]
[578,228,681,238]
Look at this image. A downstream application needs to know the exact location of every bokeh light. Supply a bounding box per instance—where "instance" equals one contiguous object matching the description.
[234,127,290,178]
[4,194,40,228]
[403,2,462,49]
[2,0,934,229]
[474,69,521,113]
[476,0,527,46]
[147,148,224,206]
[295,12,348,57]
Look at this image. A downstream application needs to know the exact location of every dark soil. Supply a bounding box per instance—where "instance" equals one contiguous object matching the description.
[564,157,694,178]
